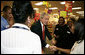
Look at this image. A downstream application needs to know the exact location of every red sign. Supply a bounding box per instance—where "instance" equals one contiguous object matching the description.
[65,1,72,12]
[34,13,40,22]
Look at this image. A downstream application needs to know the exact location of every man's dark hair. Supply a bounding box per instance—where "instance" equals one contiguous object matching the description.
[74,18,84,41]
[3,6,11,12]
[12,1,35,24]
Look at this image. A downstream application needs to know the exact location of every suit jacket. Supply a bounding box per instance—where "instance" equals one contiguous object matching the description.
[30,20,52,48]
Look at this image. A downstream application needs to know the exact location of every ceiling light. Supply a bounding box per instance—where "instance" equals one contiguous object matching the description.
[72,1,75,3]
[60,1,65,4]
[76,11,84,14]
[35,2,43,6]
[72,7,81,10]
[49,7,58,10]
[60,1,75,4]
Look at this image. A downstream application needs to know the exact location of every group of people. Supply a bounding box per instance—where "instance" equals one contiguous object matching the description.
[1,1,84,54]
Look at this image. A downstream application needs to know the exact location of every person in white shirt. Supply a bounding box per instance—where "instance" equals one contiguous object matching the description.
[70,40,84,54]
[1,1,42,54]
[70,18,84,54]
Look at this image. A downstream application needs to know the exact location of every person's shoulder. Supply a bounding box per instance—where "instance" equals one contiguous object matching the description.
[1,16,3,18]
[29,31,40,39]
[27,30,39,36]
[55,24,59,27]
[1,28,11,34]
[1,16,4,20]
[31,31,39,37]
[31,20,40,27]
[64,24,68,28]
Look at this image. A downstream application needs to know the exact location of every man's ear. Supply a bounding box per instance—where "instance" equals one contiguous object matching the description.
[25,16,30,25]
[27,16,30,22]
[27,16,32,25]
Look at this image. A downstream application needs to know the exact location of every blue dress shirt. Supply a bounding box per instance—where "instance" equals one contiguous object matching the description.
[1,16,9,31]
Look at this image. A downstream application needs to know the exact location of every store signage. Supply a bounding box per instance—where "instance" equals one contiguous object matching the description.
[34,13,40,22]
[65,1,72,12]
[43,1,51,7]
[60,11,67,18]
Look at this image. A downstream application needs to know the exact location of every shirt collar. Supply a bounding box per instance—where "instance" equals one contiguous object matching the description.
[12,23,30,30]
[40,21,43,27]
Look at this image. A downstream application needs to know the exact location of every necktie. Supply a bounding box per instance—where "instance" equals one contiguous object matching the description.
[42,25,45,40]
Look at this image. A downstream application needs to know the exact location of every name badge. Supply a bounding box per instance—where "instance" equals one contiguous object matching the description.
[67,31,70,34]
[56,28,59,30]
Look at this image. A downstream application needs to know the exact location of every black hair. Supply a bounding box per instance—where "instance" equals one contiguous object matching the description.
[67,18,76,25]
[74,18,84,41]
[70,18,76,24]
[12,1,35,24]
[3,6,11,12]
[59,17,65,20]
[58,17,65,24]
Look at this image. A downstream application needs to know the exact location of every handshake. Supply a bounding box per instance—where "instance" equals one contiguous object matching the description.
[48,45,57,51]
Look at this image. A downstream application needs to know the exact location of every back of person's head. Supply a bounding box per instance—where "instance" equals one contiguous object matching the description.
[70,18,76,24]
[59,17,65,21]
[3,6,11,12]
[74,18,84,41]
[67,18,76,27]
[12,1,34,24]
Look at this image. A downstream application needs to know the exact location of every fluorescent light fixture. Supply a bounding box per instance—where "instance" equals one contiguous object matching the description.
[76,11,84,14]
[72,1,75,3]
[60,1,75,4]
[72,7,81,10]
[49,7,58,10]
[35,2,43,6]
[60,1,65,4]
[33,8,39,10]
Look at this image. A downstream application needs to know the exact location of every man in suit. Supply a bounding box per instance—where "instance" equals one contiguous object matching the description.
[30,12,54,53]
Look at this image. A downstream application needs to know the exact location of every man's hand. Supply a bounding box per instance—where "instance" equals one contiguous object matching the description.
[48,45,57,51]
[51,38,56,45]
